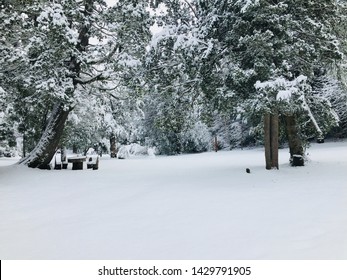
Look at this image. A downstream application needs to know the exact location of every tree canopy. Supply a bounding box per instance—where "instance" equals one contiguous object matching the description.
[1,0,346,169]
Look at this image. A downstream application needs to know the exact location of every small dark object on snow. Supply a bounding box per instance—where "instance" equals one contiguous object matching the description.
[246,168,251,174]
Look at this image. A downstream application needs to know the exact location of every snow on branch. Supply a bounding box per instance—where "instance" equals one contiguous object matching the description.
[74,73,106,85]
[255,75,308,102]
[238,0,260,13]
[87,44,120,65]
[150,24,208,53]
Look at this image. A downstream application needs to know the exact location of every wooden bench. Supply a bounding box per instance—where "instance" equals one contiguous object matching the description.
[68,156,86,170]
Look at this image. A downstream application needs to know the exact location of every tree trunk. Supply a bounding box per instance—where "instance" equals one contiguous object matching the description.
[22,132,26,158]
[285,115,304,166]
[264,112,279,170]
[110,134,117,158]
[19,103,71,169]
[214,135,218,152]
[72,144,78,154]
[264,113,272,170]
[271,112,279,169]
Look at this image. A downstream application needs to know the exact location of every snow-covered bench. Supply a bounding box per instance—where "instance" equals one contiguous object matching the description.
[54,150,62,170]
[87,155,99,170]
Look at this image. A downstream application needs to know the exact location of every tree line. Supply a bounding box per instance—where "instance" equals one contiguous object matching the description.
[1,0,347,169]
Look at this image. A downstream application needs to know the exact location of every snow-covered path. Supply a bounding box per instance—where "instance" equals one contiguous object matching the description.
[1,141,346,259]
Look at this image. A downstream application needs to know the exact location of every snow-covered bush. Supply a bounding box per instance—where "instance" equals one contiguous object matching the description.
[128,143,149,155]
[313,75,347,138]
[117,143,156,159]
[227,122,241,148]
[181,121,212,153]
[117,146,130,159]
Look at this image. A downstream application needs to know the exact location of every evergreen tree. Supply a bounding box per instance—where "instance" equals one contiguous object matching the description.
[312,73,347,138]
[194,0,343,167]
[144,0,208,154]
[0,0,151,168]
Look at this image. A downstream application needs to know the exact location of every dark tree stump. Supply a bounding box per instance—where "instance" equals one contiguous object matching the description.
[291,155,304,166]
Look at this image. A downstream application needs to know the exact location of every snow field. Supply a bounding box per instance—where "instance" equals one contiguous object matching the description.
[0,141,346,259]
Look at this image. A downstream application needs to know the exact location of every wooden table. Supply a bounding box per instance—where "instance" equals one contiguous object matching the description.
[68,156,86,170]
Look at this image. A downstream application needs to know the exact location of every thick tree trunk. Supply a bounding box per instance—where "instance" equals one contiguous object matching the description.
[285,115,305,166]
[110,134,117,158]
[264,112,279,170]
[19,103,71,169]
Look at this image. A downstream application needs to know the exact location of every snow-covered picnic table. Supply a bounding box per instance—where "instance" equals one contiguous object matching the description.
[67,156,86,170]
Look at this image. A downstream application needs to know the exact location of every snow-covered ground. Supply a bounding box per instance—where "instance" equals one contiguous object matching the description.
[1,141,346,260]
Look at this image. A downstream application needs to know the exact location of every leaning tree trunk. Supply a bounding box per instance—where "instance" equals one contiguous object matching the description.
[285,114,305,166]
[264,112,279,170]
[19,102,71,169]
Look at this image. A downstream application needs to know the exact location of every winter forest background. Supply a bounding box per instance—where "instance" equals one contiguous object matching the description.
[1,0,347,168]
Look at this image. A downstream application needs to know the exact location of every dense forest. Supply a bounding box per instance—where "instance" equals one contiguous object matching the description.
[1,0,347,169]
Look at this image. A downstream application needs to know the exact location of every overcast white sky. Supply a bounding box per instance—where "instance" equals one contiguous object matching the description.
[105,0,117,6]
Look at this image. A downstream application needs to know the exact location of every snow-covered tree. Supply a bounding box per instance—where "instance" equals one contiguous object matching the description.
[0,86,17,152]
[312,73,347,138]
[0,0,151,168]
[143,0,208,154]
[193,0,343,167]
[149,0,345,166]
